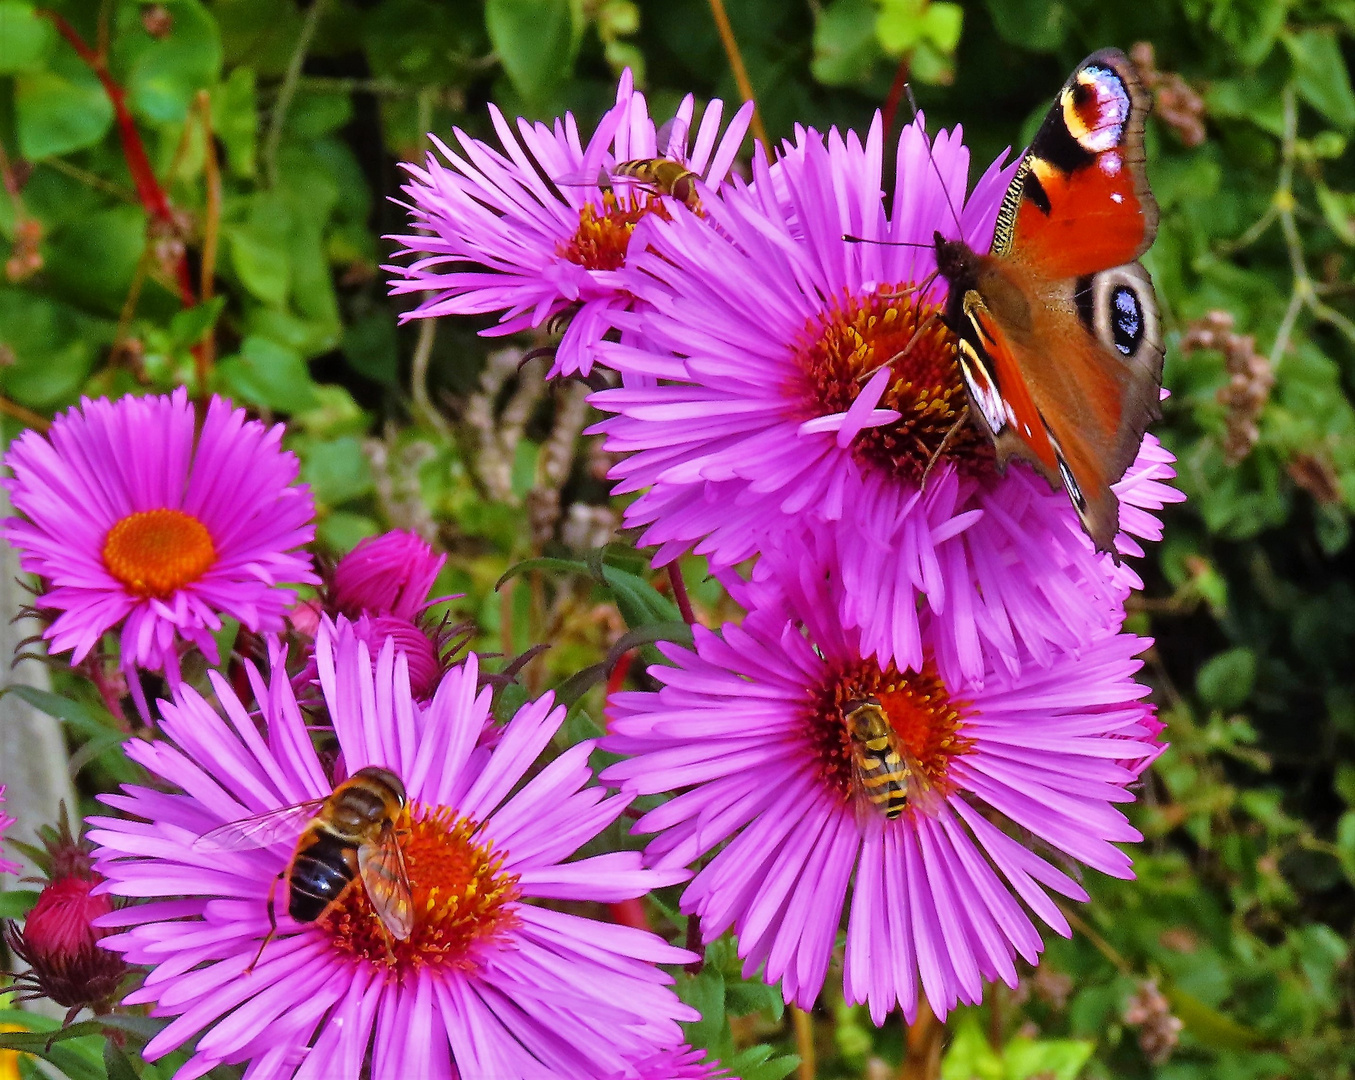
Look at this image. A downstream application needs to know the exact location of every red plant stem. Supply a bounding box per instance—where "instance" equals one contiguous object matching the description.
[605,648,634,699]
[881,54,914,145]
[607,898,650,932]
[39,11,194,309]
[668,564,697,626]
[684,913,704,974]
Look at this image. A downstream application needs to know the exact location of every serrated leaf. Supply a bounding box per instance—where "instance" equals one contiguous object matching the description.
[485,0,583,106]
[678,967,727,1053]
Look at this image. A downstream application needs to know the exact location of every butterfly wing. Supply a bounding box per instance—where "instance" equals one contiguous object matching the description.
[993,49,1158,278]
[193,799,327,852]
[956,257,1162,553]
[357,824,414,941]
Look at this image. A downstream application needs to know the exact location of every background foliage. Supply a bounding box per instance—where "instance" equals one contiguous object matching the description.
[1,0,1355,1077]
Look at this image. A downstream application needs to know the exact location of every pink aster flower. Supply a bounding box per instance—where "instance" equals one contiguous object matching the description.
[3,390,317,693]
[0,786,18,876]
[606,1046,729,1080]
[88,619,696,1079]
[602,525,1163,1024]
[331,529,446,621]
[589,116,1183,685]
[388,71,754,377]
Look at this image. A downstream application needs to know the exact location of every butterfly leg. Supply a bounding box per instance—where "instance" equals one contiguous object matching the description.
[856,311,942,384]
[878,268,940,301]
[245,870,285,974]
[919,405,971,492]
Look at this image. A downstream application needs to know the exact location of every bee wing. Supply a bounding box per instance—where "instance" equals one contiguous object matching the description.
[358,825,414,941]
[192,799,326,852]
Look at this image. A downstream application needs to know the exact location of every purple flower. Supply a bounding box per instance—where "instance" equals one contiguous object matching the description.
[3,390,317,694]
[331,529,446,621]
[602,525,1163,1024]
[605,1046,729,1080]
[589,117,1183,685]
[88,620,697,1078]
[388,71,754,377]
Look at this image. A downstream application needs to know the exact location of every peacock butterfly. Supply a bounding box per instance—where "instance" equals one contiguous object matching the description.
[933,48,1163,556]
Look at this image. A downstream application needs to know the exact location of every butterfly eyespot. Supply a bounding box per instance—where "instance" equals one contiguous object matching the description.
[1111,285,1143,356]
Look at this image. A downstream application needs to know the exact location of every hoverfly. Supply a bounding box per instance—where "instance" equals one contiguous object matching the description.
[843,697,937,821]
[194,766,413,970]
[559,117,702,211]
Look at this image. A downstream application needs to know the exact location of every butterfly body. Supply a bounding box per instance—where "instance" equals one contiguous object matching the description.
[934,49,1163,554]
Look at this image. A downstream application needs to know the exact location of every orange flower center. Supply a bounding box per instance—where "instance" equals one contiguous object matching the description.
[321,806,520,977]
[792,286,993,482]
[557,190,672,272]
[101,509,216,598]
[806,657,974,814]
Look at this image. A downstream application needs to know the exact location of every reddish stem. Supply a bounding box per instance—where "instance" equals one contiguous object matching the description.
[667,564,697,627]
[605,649,634,700]
[607,898,651,932]
[40,11,194,309]
[881,53,914,144]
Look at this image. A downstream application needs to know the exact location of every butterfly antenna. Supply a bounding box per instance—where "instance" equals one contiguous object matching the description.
[904,85,966,244]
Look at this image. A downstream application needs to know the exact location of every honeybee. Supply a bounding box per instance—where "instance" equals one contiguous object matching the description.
[194,766,413,969]
[559,118,702,211]
[843,698,936,821]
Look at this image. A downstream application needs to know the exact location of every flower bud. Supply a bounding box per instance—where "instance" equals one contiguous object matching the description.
[331,530,445,620]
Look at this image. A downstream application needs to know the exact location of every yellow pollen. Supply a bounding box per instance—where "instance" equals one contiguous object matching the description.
[557,191,672,272]
[807,657,974,806]
[320,806,520,977]
[791,286,993,481]
[101,508,216,598]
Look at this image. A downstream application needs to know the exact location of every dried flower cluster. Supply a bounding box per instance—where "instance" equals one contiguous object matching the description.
[1181,309,1274,463]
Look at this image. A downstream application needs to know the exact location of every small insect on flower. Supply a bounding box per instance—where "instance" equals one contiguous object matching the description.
[561,118,704,212]
[844,697,938,822]
[193,765,413,970]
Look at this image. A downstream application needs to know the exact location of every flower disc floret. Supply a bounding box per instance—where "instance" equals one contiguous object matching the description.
[102,509,216,598]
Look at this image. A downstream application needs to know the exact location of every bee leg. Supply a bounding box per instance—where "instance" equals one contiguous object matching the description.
[245,870,284,975]
[919,405,971,492]
[856,311,942,384]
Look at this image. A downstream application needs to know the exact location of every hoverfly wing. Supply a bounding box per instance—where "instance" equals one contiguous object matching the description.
[652,116,691,164]
[358,825,414,941]
[192,799,326,852]
[555,164,612,189]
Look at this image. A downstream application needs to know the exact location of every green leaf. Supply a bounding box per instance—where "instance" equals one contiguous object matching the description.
[0,290,108,408]
[678,966,727,1053]
[216,335,319,413]
[211,66,258,178]
[14,66,114,159]
[0,1,54,73]
[485,0,583,106]
[600,564,681,629]
[811,0,881,88]
[941,1014,1003,1079]
[1286,29,1355,131]
[0,889,40,917]
[1316,184,1355,246]
[1198,0,1287,67]
[6,686,122,739]
[1163,983,1266,1049]
[917,2,962,52]
[341,314,399,386]
[104,1041,139,1080]
[1195,647,1257,711]
[300,435,375,506]
[722,1045,799,1080]
[121,0,224,123]
[1003,1035,1095,1080]
[226,194,292,304]
[170,296,227,349]
[981,0,1066,52]
[317,511,381,552]
[42,203,149,315]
